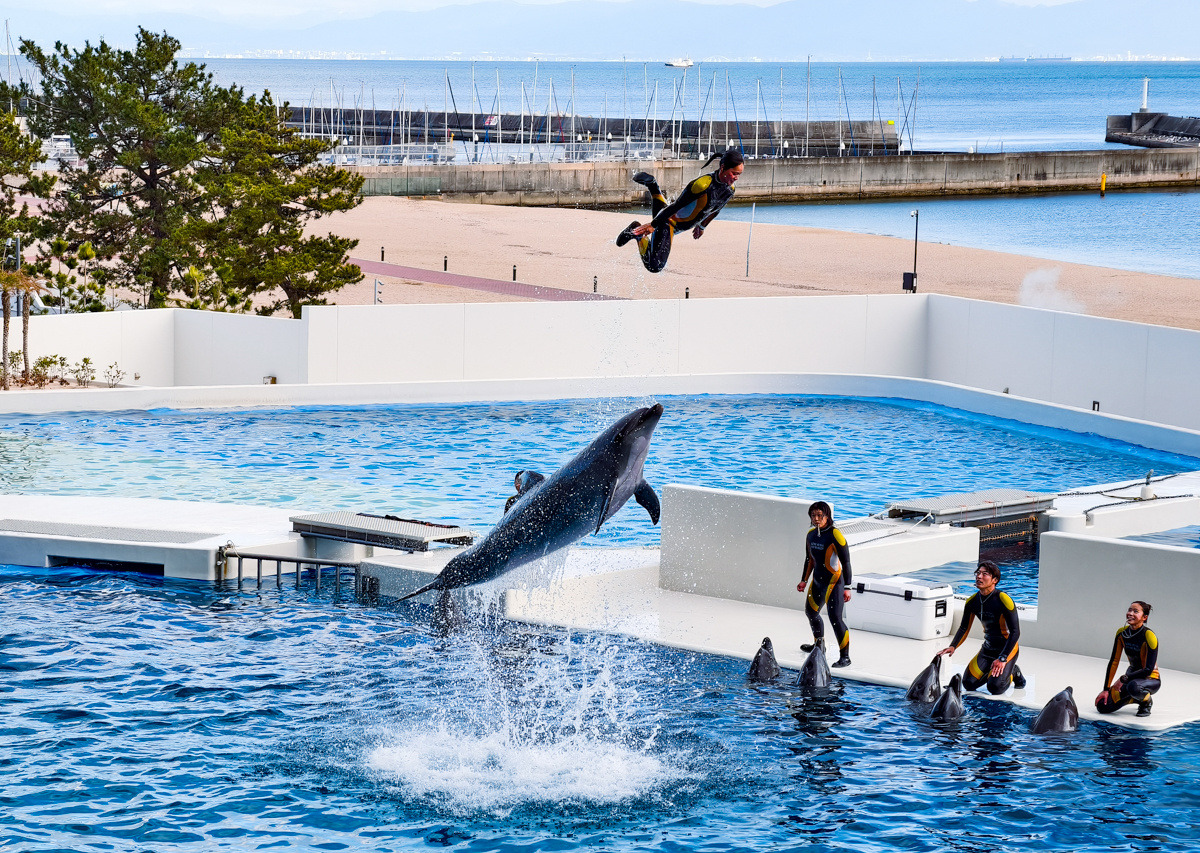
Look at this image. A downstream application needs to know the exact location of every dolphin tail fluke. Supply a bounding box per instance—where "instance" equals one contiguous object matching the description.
[634,480,661,525]
[396,578,443,602]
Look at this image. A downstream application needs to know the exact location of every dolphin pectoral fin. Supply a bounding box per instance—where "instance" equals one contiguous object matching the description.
[396,578,442,602]
[634,480,661,525]
[517,470,546,493]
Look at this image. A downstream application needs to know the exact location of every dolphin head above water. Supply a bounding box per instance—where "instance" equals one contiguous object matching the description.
[399,403,664,601]
[1031,686,1079,734]
[930,673,964,722]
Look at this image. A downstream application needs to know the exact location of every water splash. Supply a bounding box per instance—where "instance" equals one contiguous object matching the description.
[1018,267,1086,314]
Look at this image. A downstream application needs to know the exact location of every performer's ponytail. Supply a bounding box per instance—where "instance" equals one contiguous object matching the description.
[702,147,744,171]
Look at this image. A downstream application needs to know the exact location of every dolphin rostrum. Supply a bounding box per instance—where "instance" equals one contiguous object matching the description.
[930,673,965,722]
[1031,686,1079,734]
[748,637,782,682]
[398,403,664,601]
[905,654,944,703]
[795,642,832,689]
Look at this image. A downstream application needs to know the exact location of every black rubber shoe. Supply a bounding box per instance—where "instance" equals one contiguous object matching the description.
[1012,665,1026,689]
[615,220,640,247]
[832,655,852,668]
[632,171,656,186]
[800,638,824,653]
[1137,698,1153,717]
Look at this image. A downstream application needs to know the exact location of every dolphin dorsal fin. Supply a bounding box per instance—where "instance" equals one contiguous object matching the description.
[634,480,660,525]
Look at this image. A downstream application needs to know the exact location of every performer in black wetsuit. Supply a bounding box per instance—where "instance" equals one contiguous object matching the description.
[796,501,853,668]
[503,470,545,514]
[615,148,744,273]
[1095,600,1160,717]
[938,560,1025,694]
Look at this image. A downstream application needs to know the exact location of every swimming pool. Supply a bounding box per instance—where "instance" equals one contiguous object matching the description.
[3,395,1199,851]
[3,394,1194,602]
[2,566,1197,853]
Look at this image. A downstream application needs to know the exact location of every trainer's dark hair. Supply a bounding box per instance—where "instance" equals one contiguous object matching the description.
[1132,600,1152,618]
[808,500,832,519]
[702,147,744,171]
[978,560,1001,582]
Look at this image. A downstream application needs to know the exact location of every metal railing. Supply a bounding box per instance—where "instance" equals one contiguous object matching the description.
[221,546,359,594]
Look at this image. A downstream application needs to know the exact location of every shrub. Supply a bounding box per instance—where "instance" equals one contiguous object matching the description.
[104,361,125,388]
[72,357,96,388]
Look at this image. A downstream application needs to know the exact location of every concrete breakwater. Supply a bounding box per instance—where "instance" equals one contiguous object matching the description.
[356,148,1200,206]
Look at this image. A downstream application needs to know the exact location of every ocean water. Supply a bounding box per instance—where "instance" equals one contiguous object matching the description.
[198,58,1200,154]
[720,188,1200,280]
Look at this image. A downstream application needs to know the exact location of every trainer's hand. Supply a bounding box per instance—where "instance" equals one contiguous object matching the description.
[843,589,852,603]
[633,223,654,237]
[1095,689,1110,706]
[692,226,704,239]
[990,659,1006,678]
[937,646,955,657]
[796,581,807,592]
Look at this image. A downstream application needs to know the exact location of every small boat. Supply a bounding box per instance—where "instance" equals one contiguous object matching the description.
[665,57,693,68]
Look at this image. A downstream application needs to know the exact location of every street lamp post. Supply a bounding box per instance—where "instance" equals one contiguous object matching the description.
[903,209,919,292]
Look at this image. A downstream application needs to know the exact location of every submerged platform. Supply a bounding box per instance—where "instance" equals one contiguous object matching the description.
[358,546,1198,732]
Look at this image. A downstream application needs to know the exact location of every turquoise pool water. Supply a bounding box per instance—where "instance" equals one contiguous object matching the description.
[2,395,1199,851]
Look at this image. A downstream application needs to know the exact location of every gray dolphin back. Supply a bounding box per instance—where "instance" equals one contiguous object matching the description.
[1031,686,1080,734]
[748,637,782,682]
[796,643,832,688]
[905,654,944,703]
[930,674,965,721]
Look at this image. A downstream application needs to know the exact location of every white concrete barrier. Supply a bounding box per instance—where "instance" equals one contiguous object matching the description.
[1028,531,1200,675]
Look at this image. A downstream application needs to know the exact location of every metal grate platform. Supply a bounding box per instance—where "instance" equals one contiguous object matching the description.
[885,488,1057,525]
[290,512,475,552]
[0,519,219,544]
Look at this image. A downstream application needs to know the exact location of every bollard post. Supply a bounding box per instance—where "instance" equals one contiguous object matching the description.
[444,255,448,271]
[685,287,690,299]
[380,246,385,261]
[1100,173,1107,197]
[513,265,517,282]
[593,276,597,293]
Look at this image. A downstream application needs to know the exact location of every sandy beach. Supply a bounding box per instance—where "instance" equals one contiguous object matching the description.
[312,195,1200,331]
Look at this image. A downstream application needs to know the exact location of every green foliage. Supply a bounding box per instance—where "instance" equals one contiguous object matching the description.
[196,91,364,318]
[72,356,95,387]
[104,361,125,387]
[21,28,242,309]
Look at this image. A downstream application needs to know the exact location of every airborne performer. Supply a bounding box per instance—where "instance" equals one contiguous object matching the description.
[615,148,744,273]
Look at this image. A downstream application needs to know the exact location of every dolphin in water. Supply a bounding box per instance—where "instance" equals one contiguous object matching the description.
[905,654,944,703]
[930,673,965,721]
[795,642,832,689]
[398,403,664,601]
[1031,686,1079,734]
[748,637,782,682]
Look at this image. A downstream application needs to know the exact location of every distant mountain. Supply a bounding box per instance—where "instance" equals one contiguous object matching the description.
[2,0,1198,62]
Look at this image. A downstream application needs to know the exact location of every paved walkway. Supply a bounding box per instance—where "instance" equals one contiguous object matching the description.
[353,257,624,302]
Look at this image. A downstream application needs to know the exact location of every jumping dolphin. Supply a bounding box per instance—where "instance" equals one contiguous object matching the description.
[1031,686,1079,734]
[398,404,664,601]
[748,637,782,682]
[930,674,965,721]
[795,642,832,689]
[905,655,944,703]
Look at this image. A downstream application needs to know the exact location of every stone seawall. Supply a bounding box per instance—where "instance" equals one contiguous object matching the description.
[356,148,1200,206]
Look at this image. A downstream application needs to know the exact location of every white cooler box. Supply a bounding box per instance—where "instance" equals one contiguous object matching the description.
[844,574,953,640]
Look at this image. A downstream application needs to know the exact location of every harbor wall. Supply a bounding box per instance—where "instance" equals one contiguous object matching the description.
[357,148,1200,204]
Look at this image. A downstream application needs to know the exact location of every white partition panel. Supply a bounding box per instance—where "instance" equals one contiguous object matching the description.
[660,484,813,608]
[1144,325,1200,432]
[1031,531,1200,674]
[173,310,306,387]
[330,303,467,384]
[863,294,928,378]
[462,300,681,380]
[1048,312,1150,420]
[26,310,175,387]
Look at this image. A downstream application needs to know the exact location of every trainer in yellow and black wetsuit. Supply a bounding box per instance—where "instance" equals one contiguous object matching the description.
[615,148,744,273]
[1095,600,1160,717]
[795,500,853,668]
[938,560,1025,695]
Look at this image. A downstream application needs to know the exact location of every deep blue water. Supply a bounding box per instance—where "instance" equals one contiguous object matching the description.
[720,188,1200,280]
[196,58,1200,154]
[3,395,1199,851]
[2,566,1199,853]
